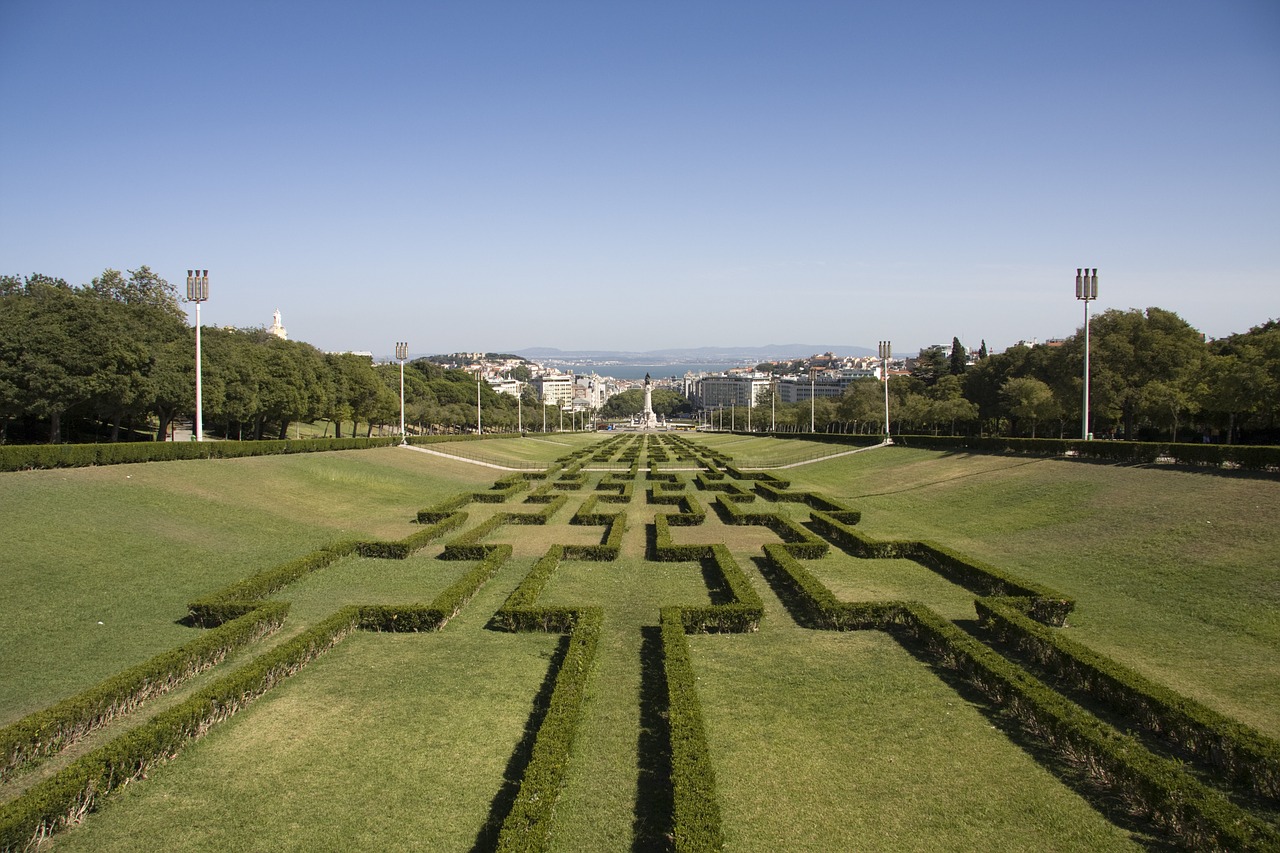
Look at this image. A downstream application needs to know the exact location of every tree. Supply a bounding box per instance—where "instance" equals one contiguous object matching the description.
[1000,377,1059,438]
[1088,307,1205,439]
[911,345,947,386]
[948,337,968,375]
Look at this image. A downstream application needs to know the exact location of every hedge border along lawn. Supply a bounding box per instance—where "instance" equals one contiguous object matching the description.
[661,607,725,853]
[760,542,1280,851]
[0,468,536,849]
[0,432,527,473]
[975,595,1280,806]
[806,508,1074,627]
[0,603,287,783]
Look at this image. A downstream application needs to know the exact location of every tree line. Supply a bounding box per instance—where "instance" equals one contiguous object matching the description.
[3,269,1276,444]
[754,310,1279,444]
[0,270,560,444]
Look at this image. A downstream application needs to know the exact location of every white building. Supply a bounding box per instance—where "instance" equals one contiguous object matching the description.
[488,378,522,397]
[695,373,772,410]
[776,369,880,404]
[533,373,575,407]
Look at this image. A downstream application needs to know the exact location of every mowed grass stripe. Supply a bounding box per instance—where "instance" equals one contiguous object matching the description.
[782,447,1280,736]
[688,629,1143,852]
[49,630,561,852]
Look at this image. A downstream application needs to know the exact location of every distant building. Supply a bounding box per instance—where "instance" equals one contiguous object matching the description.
[776,368,879,404]
[268,309,287,340]
[533,373,575,407]
[695,373,771,409]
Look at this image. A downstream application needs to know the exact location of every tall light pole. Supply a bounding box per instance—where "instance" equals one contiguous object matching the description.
[879,341,892,443]
[517,383,523,434]
[395,342,408,445]
[771,378,777,432]
[1076,268,1099,440]
[476,372,483,435]
[186,270,208,441]
[809,370,816,433]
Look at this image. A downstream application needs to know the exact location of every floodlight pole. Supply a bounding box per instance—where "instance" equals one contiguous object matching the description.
[810,370,816,433]
[1076,268,1099,440]
[395,342,408,445]
[476,372,482,435]
[186,270,209,441]
[879,341,892,443]
[771,378,777,432]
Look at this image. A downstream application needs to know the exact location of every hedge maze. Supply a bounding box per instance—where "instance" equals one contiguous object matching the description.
[2,433,1278,851]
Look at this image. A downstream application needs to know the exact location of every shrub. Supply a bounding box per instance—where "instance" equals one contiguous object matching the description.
[495,610,602,852]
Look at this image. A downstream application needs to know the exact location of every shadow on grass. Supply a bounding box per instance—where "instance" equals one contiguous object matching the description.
[470,633,571,853]
[895,629,1175,852]
[632,625,675,853]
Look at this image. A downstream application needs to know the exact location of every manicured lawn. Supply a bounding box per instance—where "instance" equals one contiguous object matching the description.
[0,447,491,723]
[781,447,1280,736]
[5,435,1276,850]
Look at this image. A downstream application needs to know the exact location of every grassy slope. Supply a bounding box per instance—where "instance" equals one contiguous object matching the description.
[5,437,1275,849]
[783,446,1280,736]
[0,447,492,722]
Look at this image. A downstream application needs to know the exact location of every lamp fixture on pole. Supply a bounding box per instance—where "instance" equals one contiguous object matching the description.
[395,342,408,445]
[186,270,209,442]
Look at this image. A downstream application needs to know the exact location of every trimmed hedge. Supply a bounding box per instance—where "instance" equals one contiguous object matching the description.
[495,609,601,852]
[0,608,361,851]
[677,546,763,634]
[808,510,1073,626]
[355,511,468,558]
[754,481,861,525]
[357,545,510,633]
[977,596,1280,804]
[660,607,725,852]
[714,496,828,559]
[760,544,1278,850]
[0,436,405,472]
[887,434,1280,471]
[892,603,1280,851]
[0,603,287,782]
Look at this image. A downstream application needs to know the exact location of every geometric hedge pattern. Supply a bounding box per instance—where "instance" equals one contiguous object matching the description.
[2,433,1277,851]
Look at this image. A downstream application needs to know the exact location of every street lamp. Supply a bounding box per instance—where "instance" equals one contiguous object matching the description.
[476,372,483,435]
[1076,268,1099,440]
[186,269,208,442]
[395,342,408,445]
[879,341,892,443]
[810,370,816,433]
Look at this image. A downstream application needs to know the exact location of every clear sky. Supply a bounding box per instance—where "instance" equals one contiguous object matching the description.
[2,1,1277,357]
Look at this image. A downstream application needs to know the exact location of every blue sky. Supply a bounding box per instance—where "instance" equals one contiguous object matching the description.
[2,1,1277,357]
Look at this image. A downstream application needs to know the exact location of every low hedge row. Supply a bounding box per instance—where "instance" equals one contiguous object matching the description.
[754,481,861,525]
[0,436,404,472]
[653,515,713,563]
[761,544,1277,849]
[660,607,725,853]
[494,608,602,851]
[355,511,469,558]
[356,545,511,633]
[977,596,1280,804]
[808,510,1073,626]
[493,547,579,632]
[416,492,474,523]
[0,607,361,851]
[892,603,1279,851]
[0,603,287,783]
[714,496,828,559]
[676,545,763,634]
[564,514,627,561]
[888,434,1280,471]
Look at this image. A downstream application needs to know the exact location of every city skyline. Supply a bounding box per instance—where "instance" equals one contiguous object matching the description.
[2,2,1277,355]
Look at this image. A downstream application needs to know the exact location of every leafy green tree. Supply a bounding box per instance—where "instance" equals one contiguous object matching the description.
[1000,377,1059,438]
[948,337,968,375]
[1088,307,1205,439]
[911,345,947,386]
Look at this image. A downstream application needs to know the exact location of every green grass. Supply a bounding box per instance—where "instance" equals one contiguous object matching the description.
[50,630,560,852]
[0,448,491,723]
[781,447,1280,736]
[4,435,1277,849]
[689,628,1141,852]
